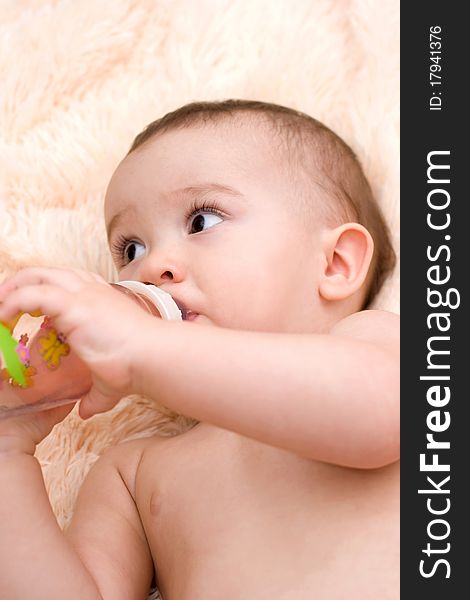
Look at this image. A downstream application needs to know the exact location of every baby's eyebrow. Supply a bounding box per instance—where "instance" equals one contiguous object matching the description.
[169,182,244,201]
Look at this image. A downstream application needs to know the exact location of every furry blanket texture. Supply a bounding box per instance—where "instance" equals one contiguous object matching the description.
[0,0,399,596]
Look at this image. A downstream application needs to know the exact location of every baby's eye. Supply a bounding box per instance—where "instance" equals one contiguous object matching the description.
[123,241,145,263]
[111,236,146,265]
[188,210,223,234]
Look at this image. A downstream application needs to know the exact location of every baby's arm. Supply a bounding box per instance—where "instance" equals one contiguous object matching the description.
[0,434,153,599]
[65,444,154,597]
[0,268,398,469]
[135,310,399,469]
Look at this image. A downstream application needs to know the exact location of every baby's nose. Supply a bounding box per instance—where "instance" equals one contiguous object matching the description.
[159,270,173,281]
[138,253,186,286]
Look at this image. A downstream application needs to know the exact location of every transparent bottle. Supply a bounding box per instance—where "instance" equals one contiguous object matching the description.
[0,281,181,419]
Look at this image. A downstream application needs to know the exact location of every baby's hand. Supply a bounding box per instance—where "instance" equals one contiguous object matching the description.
[0,267,155,420]
[0,401,75,455]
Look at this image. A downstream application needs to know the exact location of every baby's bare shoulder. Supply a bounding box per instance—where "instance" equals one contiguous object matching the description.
[330,309,399,356]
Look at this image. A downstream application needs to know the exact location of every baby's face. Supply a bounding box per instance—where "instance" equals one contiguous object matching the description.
[105,122,327,333]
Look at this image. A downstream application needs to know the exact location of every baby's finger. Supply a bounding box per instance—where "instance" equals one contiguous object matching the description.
[79,388,122,420]
[0,284,70,327]
[0,268,70,302]
[0,275,18,301]
[0,267,101,300]
[41,266,109,285]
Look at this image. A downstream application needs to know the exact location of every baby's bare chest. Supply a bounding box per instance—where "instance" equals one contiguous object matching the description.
[132,424,399,598]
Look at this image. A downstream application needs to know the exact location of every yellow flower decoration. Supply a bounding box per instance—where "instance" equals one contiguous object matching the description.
[38,329,70,370]
[9,364,37,388]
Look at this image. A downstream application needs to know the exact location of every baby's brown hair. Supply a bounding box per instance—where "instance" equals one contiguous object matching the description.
[128,100,396,307]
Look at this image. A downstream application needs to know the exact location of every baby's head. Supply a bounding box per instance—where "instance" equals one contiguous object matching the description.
[104,100,395,333]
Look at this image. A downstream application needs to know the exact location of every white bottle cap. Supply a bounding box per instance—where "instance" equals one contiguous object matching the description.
[115,281,182,321]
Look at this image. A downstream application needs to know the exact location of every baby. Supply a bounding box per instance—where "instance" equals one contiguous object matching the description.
[0,100,399,599]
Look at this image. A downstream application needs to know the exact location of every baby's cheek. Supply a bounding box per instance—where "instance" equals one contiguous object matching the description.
[232,292,286,332]
[249,279,305,332]
[208,259,288,330]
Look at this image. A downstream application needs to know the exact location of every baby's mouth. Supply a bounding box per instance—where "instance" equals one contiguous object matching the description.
[173,298,199,321]
[183,310,199,321]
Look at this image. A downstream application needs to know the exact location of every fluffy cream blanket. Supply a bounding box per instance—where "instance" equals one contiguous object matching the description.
[0,0,399,595]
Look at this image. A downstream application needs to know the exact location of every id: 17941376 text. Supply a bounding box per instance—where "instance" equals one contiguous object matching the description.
[429,25,443,111]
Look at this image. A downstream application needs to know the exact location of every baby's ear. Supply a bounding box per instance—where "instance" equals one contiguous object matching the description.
[318,223,374,301]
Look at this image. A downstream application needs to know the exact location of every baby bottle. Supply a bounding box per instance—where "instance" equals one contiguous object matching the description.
[0,281,181,419]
